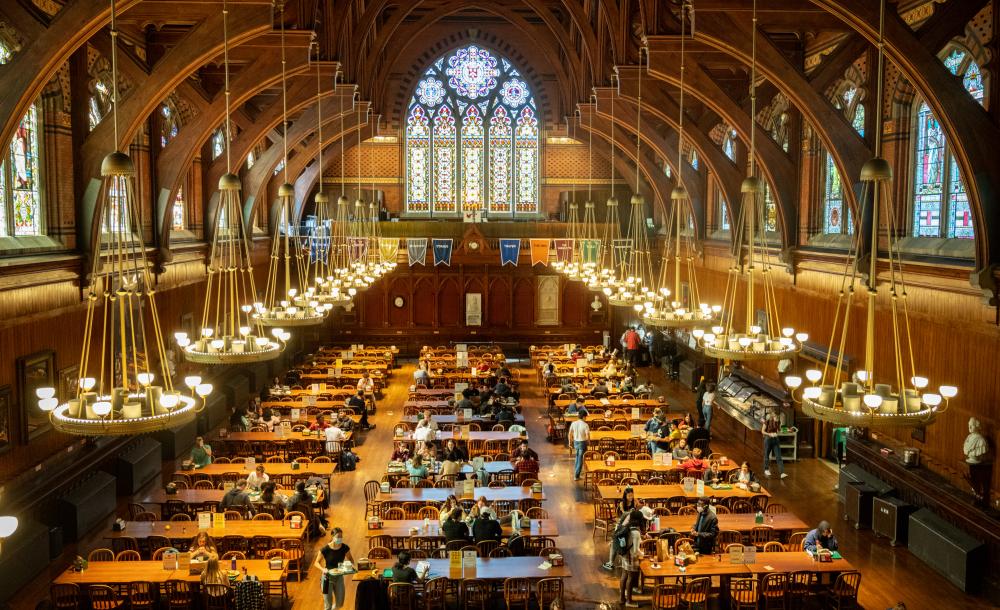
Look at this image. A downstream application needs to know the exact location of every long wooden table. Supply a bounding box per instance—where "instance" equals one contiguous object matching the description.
[364,519,559,539]
[400,414,524,426]
[394,431,526,444]
[553,399,661,410]
[353,557,570,582]
[653,513,809,536]
[596,484,770,501]
[385,461,516,480]
[104,520,305,542]
[585,460,739,475]
[640,552,855,581]
[138,488,318,509]
[376,486,546,504]
[54,560,286,586]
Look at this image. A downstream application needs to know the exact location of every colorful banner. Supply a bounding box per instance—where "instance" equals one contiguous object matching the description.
[407,238,428,266]
[580,239,601,264]
[499,239,521,266]
[553,239,575,263]
[348,237,368,263]
[529,239,550,266]
[378,237,399,264]
[432,238,453,266]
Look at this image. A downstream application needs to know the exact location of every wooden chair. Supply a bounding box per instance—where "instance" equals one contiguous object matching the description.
[250,535,275,558]
[50,583,80,610]
[193,480,215,490]
[490,545,512,557]
[676,505,697,516]
[150,547,173,561]
[278,538,305,581]
[729,578,759,610]
[459,579,492,610]
[679,577,710,609]
[525,506,549,519]
[134,512,158,522]
[223,510,243,521]
[111,536,140,555]
[476,540,501,557]
[713,504,731,514]
[417,506,439,520]
[169,513,192,522]
[127,503,147,520]
[750,526,776,549]
[114,550,141,562]
[221,535,249,556]
[593,499,616,539]
[127,581,156,610]
[650,583,681,609]
[370,534,394,551]
[502,577,532,610]
[387,582,416,610]
[764,502,788,514]
[367,546,392,559]
[536,578,564,609]
[763,541,786,552]
[221,551,247,561]
[825,571,862,609]
[787,570,813,605]
[422,576,447,610]
[759,571,789,609]
[202,583,231,610]
[382,506,406,520]
[252,513,274,521]
[87,548,115,563]
[87,585,125,610]
[787,531,808,551]
[730,500,753,514]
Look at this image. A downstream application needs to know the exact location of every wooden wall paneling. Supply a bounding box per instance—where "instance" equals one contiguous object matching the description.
[512,277,535,327]
[487,276,512,328]
[387,276,410,327]
[561,278,588,327]
[412,276,436,327]
[437,275,461,327]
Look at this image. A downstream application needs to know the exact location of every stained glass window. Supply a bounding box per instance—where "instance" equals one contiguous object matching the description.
[172,187,185,231]
[88,77,113,131]
[763,182,778,233]
[723,129,737,161]
[689,149,699,170]
[405,45,539,216]
[719,191,730,231]
[823,152,853,234]
[0,103,43,237]
[0,41,12,64]
[160,104,179,148]
[273,159,285,176]
[852,104,865,136]
[905,48,983,239]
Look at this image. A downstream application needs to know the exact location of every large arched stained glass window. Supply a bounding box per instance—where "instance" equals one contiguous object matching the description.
[0,102,43,237]
[912,47,983,240]
[405,45,539,217]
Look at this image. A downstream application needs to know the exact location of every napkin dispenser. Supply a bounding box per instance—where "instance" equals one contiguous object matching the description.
[357,557,372,570]
[269,557,284,570]
[367,516,383,530]
[291,461,300,471]
[548,553,564,566]
[531,482,543,494]
[289,515,303,529]
[816,549,833,563]
[380,481,391,493]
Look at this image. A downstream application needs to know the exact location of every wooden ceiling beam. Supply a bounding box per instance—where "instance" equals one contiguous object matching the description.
[915,0,990,54]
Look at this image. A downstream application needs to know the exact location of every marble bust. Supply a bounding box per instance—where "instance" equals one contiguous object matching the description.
[591,296,603,312]
[963,417,990,464]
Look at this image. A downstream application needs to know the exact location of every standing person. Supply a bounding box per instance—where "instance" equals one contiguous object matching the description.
[347,389,374,430]
[693,377,707,427]
[644,409,665,455]
[617,509,647,608]
[762,410,787,478]
[689,498,719,554]
[622,326,642,368]
[568,408,591,481]
[602,487,639,570]
[701,383,716,433]
[312,527,355,610]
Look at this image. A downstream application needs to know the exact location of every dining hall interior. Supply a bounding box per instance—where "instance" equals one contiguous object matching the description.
[0,0,998,609]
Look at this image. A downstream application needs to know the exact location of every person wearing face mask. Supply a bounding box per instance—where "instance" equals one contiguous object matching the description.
[689,498,719,555]
[313,527,355,610]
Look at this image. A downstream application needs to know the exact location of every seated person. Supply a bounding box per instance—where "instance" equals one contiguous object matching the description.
[570,346,585,359]
[685,425,711,454]
[681,448,706,473]
[653,423,675,454]
[259,482,287,516]
[309,414,330,432]
[498,365,513,380]
[566,396,586,415]
[191,436,213,468]
[356,372,375,394]
[511,440,538,464]
[702,460,724,485]
[190,532,219,561]
[441,439,468,463]
[406,455,430,484]
[514,453,539,476]
[324,422,347,453]
[496,403,516,426]
[336,411,355,432]
[257,407,281,432]
[493,377,512,398]
[442,508,472,542]
[672,439,691,460]
[678,412,694,431]
[412,419,434,443]
[620,375,636,394]
[220,480,252,511]
[347,390,373,430]
[413,364,431,386]
[419,409,439,431]
[734,461,756,488]
[246,464,270,490]
[285,481,313,510]
[200,558,229,587]
[804,521,839,553]
[438,496,465,524]
[471,508,503,543]
[390,551,420,583]
[592,379,610,395]
[559,378,577,394]
[456,395,475,414]
[601,361,617,377]
[391,441,411,462]
[439,459,461,477]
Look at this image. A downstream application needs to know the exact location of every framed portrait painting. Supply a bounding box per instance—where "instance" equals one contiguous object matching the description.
[0,385,12,453]
[17,350,55,441]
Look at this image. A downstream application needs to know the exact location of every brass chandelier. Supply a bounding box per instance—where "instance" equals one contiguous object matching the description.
[575,98,601,285]
[605,49,656,309]
[176,0,287,363]
[38,0,206,434]
[784,0,955,427]
[586,79,625,294]
[691,0,805,360]
[643,0,720,329]
[254,13,329,328]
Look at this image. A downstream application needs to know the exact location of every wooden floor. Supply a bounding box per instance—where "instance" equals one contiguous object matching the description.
[11,360,995,610]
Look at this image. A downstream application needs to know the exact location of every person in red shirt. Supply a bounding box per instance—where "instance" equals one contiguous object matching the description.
[514,453,539,475]
[681,447,706,474]
[309,414,330,431]
[622,327,642,367]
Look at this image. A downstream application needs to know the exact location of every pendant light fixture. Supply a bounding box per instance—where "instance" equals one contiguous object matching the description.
[254,10,328,327]
[605,48,655,309]
[176,0,287,363]
[576,94,601,284]
[785,0,955,426]
[348,111,374,288]
[644,1,720,328]
[691,0,804,359]
[368,134,397,275]
[310,78,354,307]
[589,78,624,293]
[37,0,206,434]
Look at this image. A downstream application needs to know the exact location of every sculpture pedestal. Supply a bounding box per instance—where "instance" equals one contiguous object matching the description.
[965,461,993,508]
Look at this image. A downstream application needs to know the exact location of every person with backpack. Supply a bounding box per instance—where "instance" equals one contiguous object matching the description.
[617,509,647,608]
[602,487,639,570]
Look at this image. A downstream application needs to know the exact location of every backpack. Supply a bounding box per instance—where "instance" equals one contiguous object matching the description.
[340,450,359,472]
[507,531,527,556]
[612,523,633,555]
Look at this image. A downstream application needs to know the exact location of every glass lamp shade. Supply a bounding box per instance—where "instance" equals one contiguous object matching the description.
[0,516,17,538]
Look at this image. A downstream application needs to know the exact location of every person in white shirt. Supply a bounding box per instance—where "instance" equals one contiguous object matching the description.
[412,419,434,453]
[568,408,591,481]
[701,383,716,432]
[324,423,346,453]
[420,409,439,432]
[246,465,269,490]
[356,372,375,394]
[413,363,430,386]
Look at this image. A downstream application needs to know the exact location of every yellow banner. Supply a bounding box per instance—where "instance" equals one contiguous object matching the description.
[378,238,399,263]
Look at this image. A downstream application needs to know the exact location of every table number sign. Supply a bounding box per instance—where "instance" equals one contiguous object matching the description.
[198,512,212,530]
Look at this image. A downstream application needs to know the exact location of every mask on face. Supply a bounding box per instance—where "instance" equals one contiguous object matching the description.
[332,536,342,544]
[696,505,705,513]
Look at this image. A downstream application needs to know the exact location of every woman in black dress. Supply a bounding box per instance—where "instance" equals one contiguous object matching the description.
[312,527,355,610]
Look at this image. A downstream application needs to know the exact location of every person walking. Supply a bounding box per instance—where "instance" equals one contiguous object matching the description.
[617,509,647,608]
[568,408,591,481]
[313,527,354,610]
[762,410,787,478]
[693,377,706,427]
[701,383,716,433]
[622,327,642,368]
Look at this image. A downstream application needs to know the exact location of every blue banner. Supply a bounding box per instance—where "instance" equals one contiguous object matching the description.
[499,238,521,266]
[432,238,453,266]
